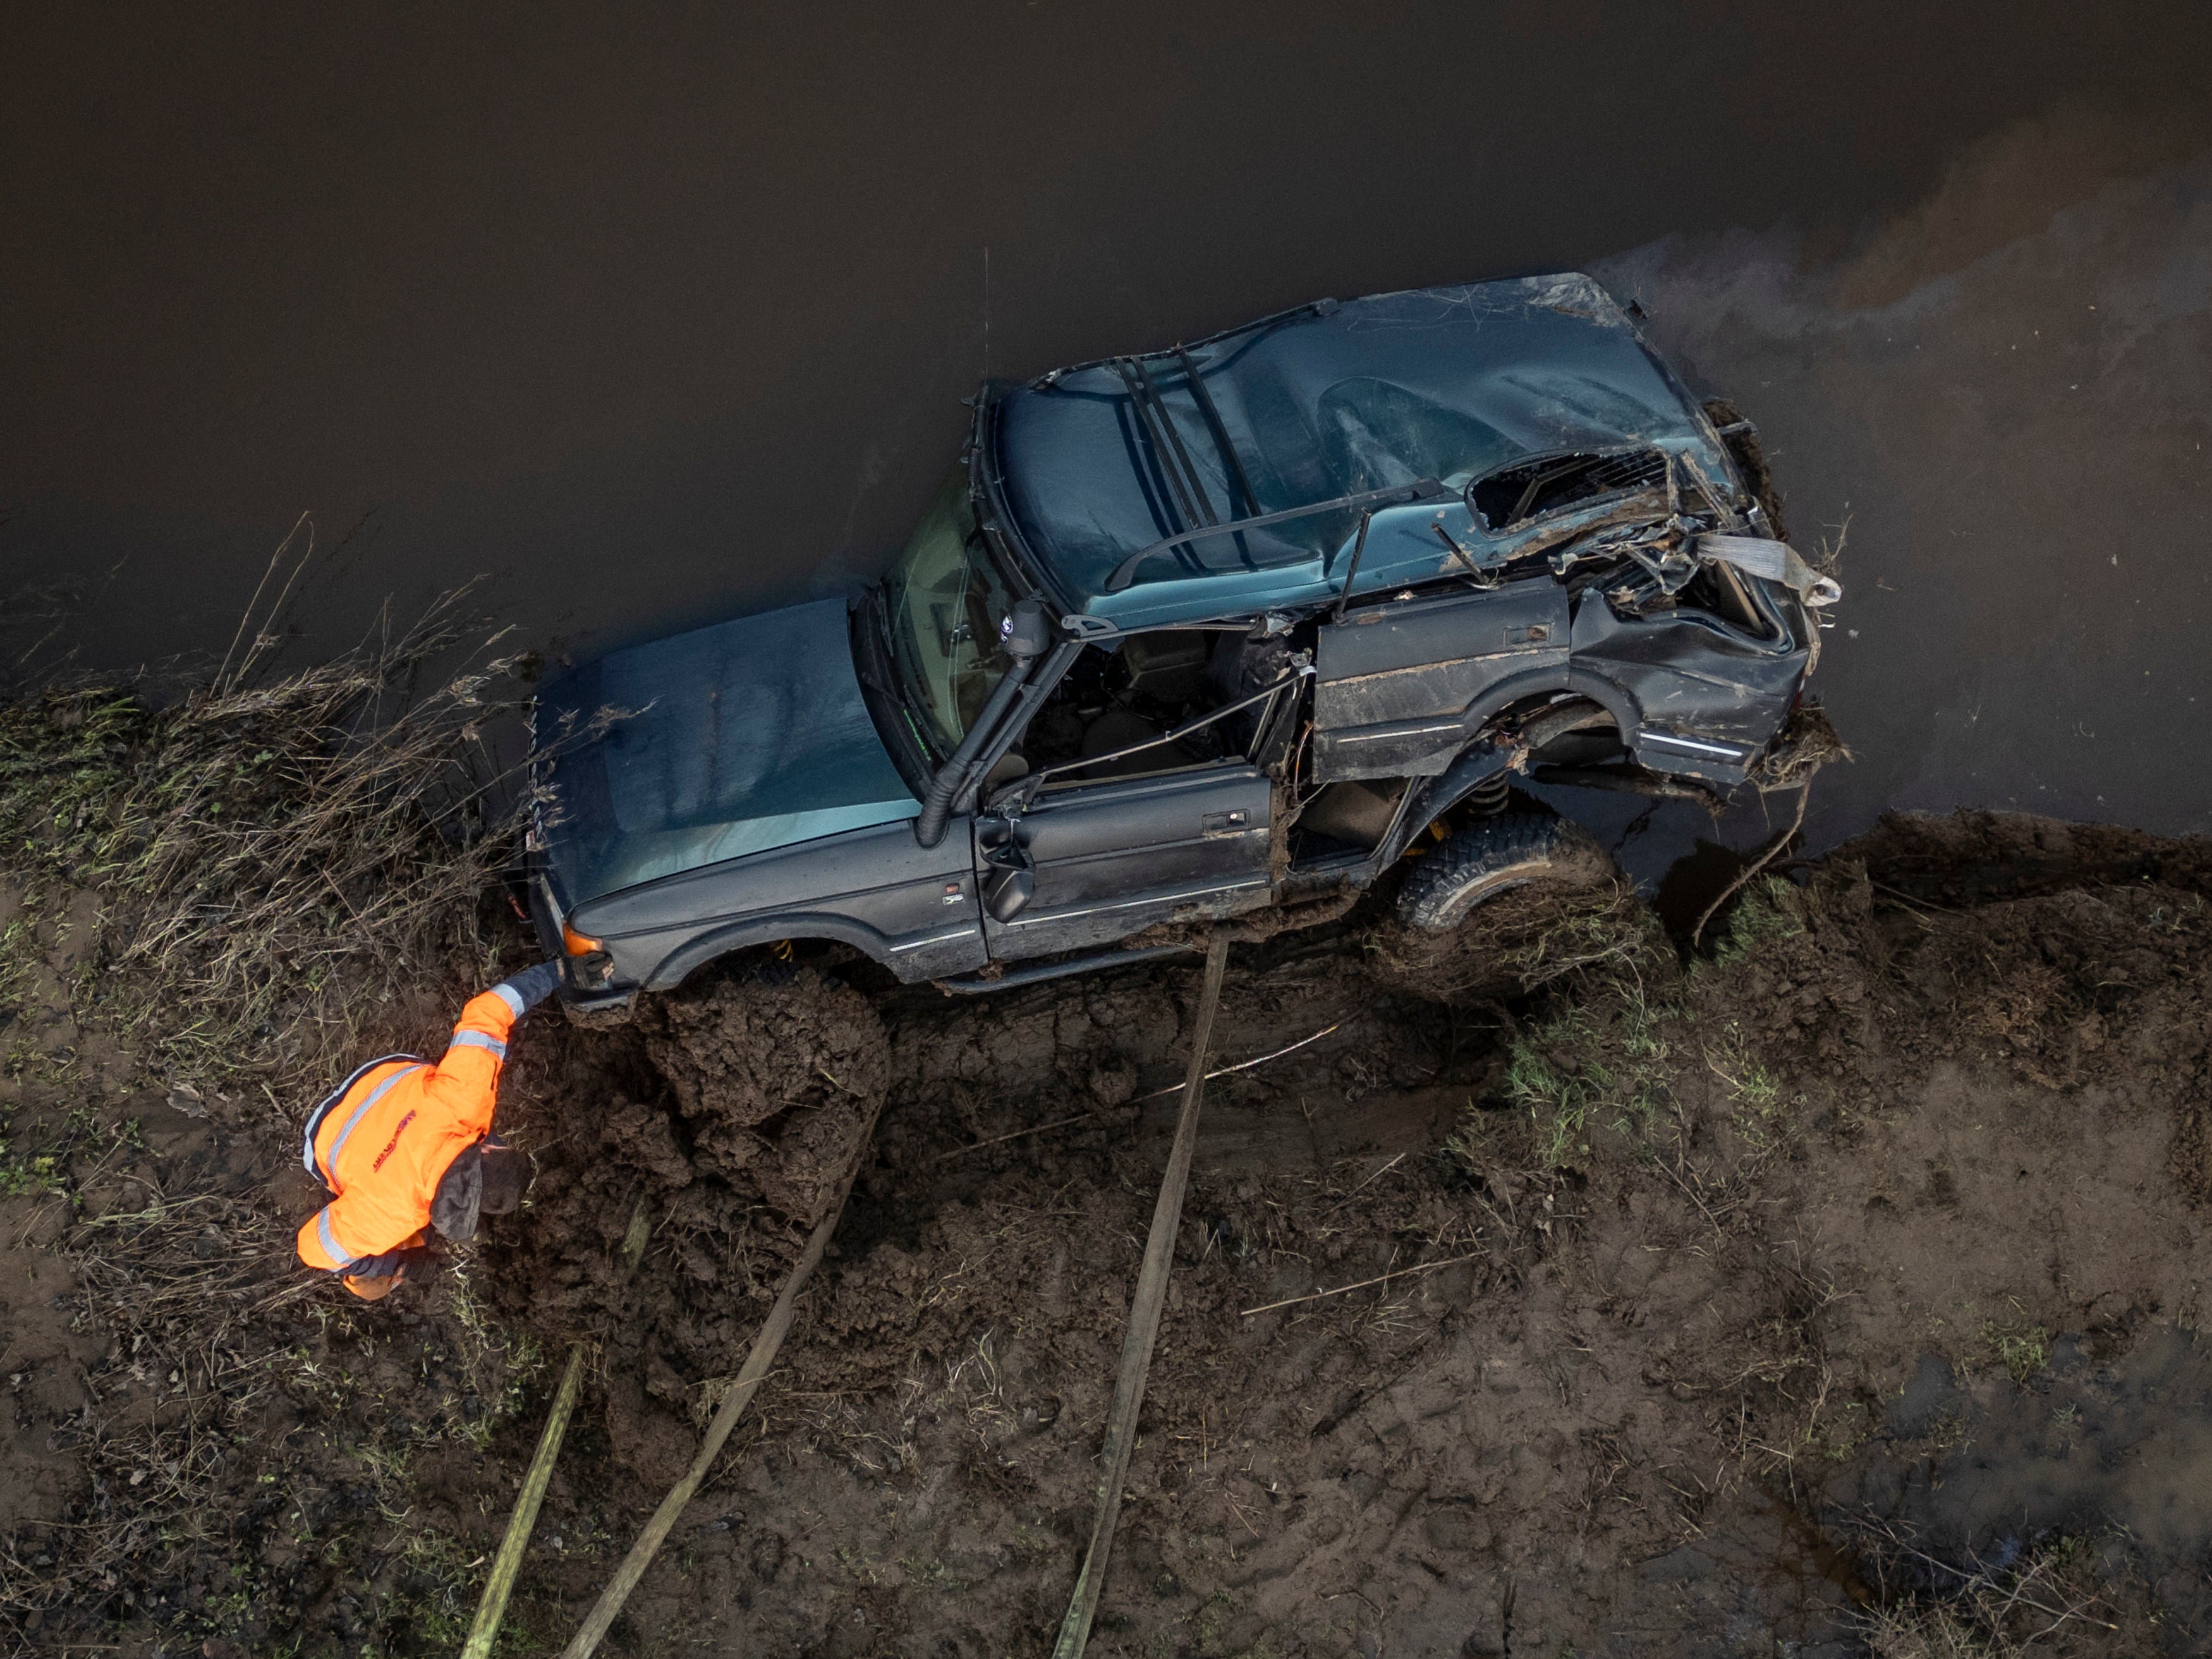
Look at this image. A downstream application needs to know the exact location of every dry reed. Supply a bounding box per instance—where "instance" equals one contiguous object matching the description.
[0,590,540,1104]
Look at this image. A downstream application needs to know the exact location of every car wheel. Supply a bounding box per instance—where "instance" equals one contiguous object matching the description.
[1396,813,1616,932]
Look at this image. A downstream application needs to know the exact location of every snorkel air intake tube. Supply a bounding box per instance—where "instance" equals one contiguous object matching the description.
[913,598,1051,849]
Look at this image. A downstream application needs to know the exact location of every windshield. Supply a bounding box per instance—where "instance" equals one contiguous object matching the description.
[885,466,1023,755]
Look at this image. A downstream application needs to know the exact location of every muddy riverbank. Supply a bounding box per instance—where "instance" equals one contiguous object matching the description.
[5,797,2208,1655]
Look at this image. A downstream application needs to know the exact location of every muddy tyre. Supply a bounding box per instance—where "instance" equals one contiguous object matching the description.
[1397,813,1615,932]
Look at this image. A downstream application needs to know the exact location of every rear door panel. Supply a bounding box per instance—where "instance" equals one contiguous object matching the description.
[1312,582,1569,781]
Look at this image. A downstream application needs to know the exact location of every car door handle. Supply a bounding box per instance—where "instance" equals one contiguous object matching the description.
[1201,809,1251,836]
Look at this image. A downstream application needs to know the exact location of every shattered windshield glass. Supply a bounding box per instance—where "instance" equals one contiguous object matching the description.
[1469,447,1672,533]
[1312,376,1517,497]
[886,466,1021,755]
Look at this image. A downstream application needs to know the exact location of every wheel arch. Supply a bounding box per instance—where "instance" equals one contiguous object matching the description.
[1376,672,1641,865]
[1459,664,1644,753]
[643,912,901,992]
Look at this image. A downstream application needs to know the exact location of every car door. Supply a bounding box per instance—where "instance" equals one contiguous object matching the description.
[976,763,1273,962]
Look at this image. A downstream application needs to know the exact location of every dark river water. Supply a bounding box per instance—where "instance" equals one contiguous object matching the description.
[6,2,2212,883]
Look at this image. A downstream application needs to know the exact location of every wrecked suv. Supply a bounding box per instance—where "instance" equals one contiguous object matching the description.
[527,274,1839,1004]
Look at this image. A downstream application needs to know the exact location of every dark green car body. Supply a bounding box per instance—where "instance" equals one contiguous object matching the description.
[530,274,1833,1002]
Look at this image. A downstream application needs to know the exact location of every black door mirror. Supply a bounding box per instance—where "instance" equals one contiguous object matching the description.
[981,862,1035,921]
[978,812,1036,921]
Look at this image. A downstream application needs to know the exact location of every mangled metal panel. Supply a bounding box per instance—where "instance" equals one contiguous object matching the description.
[1567,586,1811,786]
[1311,581,1569,781]
[989,272,1729,631]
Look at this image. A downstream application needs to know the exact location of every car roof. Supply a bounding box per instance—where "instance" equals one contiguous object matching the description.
[988,273,1726,631]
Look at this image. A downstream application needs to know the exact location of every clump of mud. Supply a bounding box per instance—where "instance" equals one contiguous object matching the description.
[487,967,887,1483]
[1849,805,2212,906]
[643,968,889,1223]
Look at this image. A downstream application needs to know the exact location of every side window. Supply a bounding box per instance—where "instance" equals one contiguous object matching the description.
[1004,629,1299,789]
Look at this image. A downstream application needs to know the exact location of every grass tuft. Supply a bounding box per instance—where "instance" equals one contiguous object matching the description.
[1986,1321,2052,1387]
[1461,993,1679,1172]
[1710,875,1806,968]
[1852,1524,2141,1657]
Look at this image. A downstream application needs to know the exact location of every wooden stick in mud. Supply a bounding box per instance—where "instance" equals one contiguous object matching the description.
[463,1198,652,1659]
[1237,1249,1483,1318]
[559,1095,886,1659]
[1052,933,1231,1659]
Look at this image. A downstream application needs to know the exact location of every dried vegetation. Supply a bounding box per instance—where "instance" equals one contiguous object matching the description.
[0,594,532,1098]
[1850,1521,2165,1658]
[0,594,558,1653]
[3,571,2207,1656]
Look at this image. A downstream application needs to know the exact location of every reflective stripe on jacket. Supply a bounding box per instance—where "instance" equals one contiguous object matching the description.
[295,985,525,1272]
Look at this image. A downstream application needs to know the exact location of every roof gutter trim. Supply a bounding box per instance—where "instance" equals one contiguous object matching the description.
[1102,478,1455,593]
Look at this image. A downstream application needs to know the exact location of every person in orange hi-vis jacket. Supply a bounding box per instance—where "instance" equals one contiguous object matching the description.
[296,961,562,1300]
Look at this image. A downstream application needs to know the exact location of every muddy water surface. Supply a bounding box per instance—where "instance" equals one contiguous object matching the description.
[5,8,2211,860]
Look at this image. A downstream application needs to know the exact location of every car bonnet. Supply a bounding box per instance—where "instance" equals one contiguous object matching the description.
[534,597,920,904]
